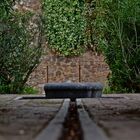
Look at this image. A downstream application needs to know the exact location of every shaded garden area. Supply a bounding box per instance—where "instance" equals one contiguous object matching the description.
[0,0,140,94]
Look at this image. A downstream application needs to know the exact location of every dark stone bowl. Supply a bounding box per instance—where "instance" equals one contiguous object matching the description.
[44,82,103,100]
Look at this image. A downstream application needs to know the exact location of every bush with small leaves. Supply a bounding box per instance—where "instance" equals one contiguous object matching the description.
[0,0,43,94]
[94,0,140,92]
[43,0,87,56]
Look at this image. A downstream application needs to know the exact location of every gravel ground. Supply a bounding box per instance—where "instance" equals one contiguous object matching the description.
[0,95,63,140]
[82,94,140,140]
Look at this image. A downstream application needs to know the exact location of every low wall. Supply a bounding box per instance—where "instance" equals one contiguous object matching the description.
[27,50,110,92]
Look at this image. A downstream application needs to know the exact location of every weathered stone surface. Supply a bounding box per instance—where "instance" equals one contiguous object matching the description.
[0,95,63,140]
[83,94,140,140]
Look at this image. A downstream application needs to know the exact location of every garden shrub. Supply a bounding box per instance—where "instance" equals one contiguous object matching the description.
[0,0,43,94]
[94,0,140,92]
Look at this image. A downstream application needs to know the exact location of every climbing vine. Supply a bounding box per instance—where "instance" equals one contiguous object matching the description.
[43,0,87,56]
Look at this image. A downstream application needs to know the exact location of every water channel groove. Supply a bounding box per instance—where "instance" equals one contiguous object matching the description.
[35,99,108,140]
[59,101,83,140]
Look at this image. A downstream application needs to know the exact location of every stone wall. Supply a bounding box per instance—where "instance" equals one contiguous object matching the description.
[27,48,110,92]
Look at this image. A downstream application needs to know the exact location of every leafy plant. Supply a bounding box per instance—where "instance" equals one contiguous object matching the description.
[84,0,100,52]
[43,0,87,56]
[0,0,43,94]
[22,86,39,94]
[94,0,140,92]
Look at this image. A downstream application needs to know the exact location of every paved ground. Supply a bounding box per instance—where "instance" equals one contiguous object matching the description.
[0,95,63,140]
[0,94,140,140]
[83,94,140,140]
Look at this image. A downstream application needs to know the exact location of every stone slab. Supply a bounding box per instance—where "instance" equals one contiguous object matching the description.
[0,95,63,140]
[77,99,108,140]
[35,99,70,140]
[82,94,140,140]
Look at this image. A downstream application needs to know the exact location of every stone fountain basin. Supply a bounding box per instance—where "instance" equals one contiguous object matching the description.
[44,82,103,100]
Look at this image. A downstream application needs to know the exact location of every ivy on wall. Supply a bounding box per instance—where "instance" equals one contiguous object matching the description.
[43,0,87,56]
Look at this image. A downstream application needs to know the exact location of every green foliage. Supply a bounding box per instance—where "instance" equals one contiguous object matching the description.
[84,0,100,52]
[43,0,87,56]
[22,86,39,94]
[94,0,140,92]
[0,85,39,94]
[0,0,43,94]
[103,86,112,94]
